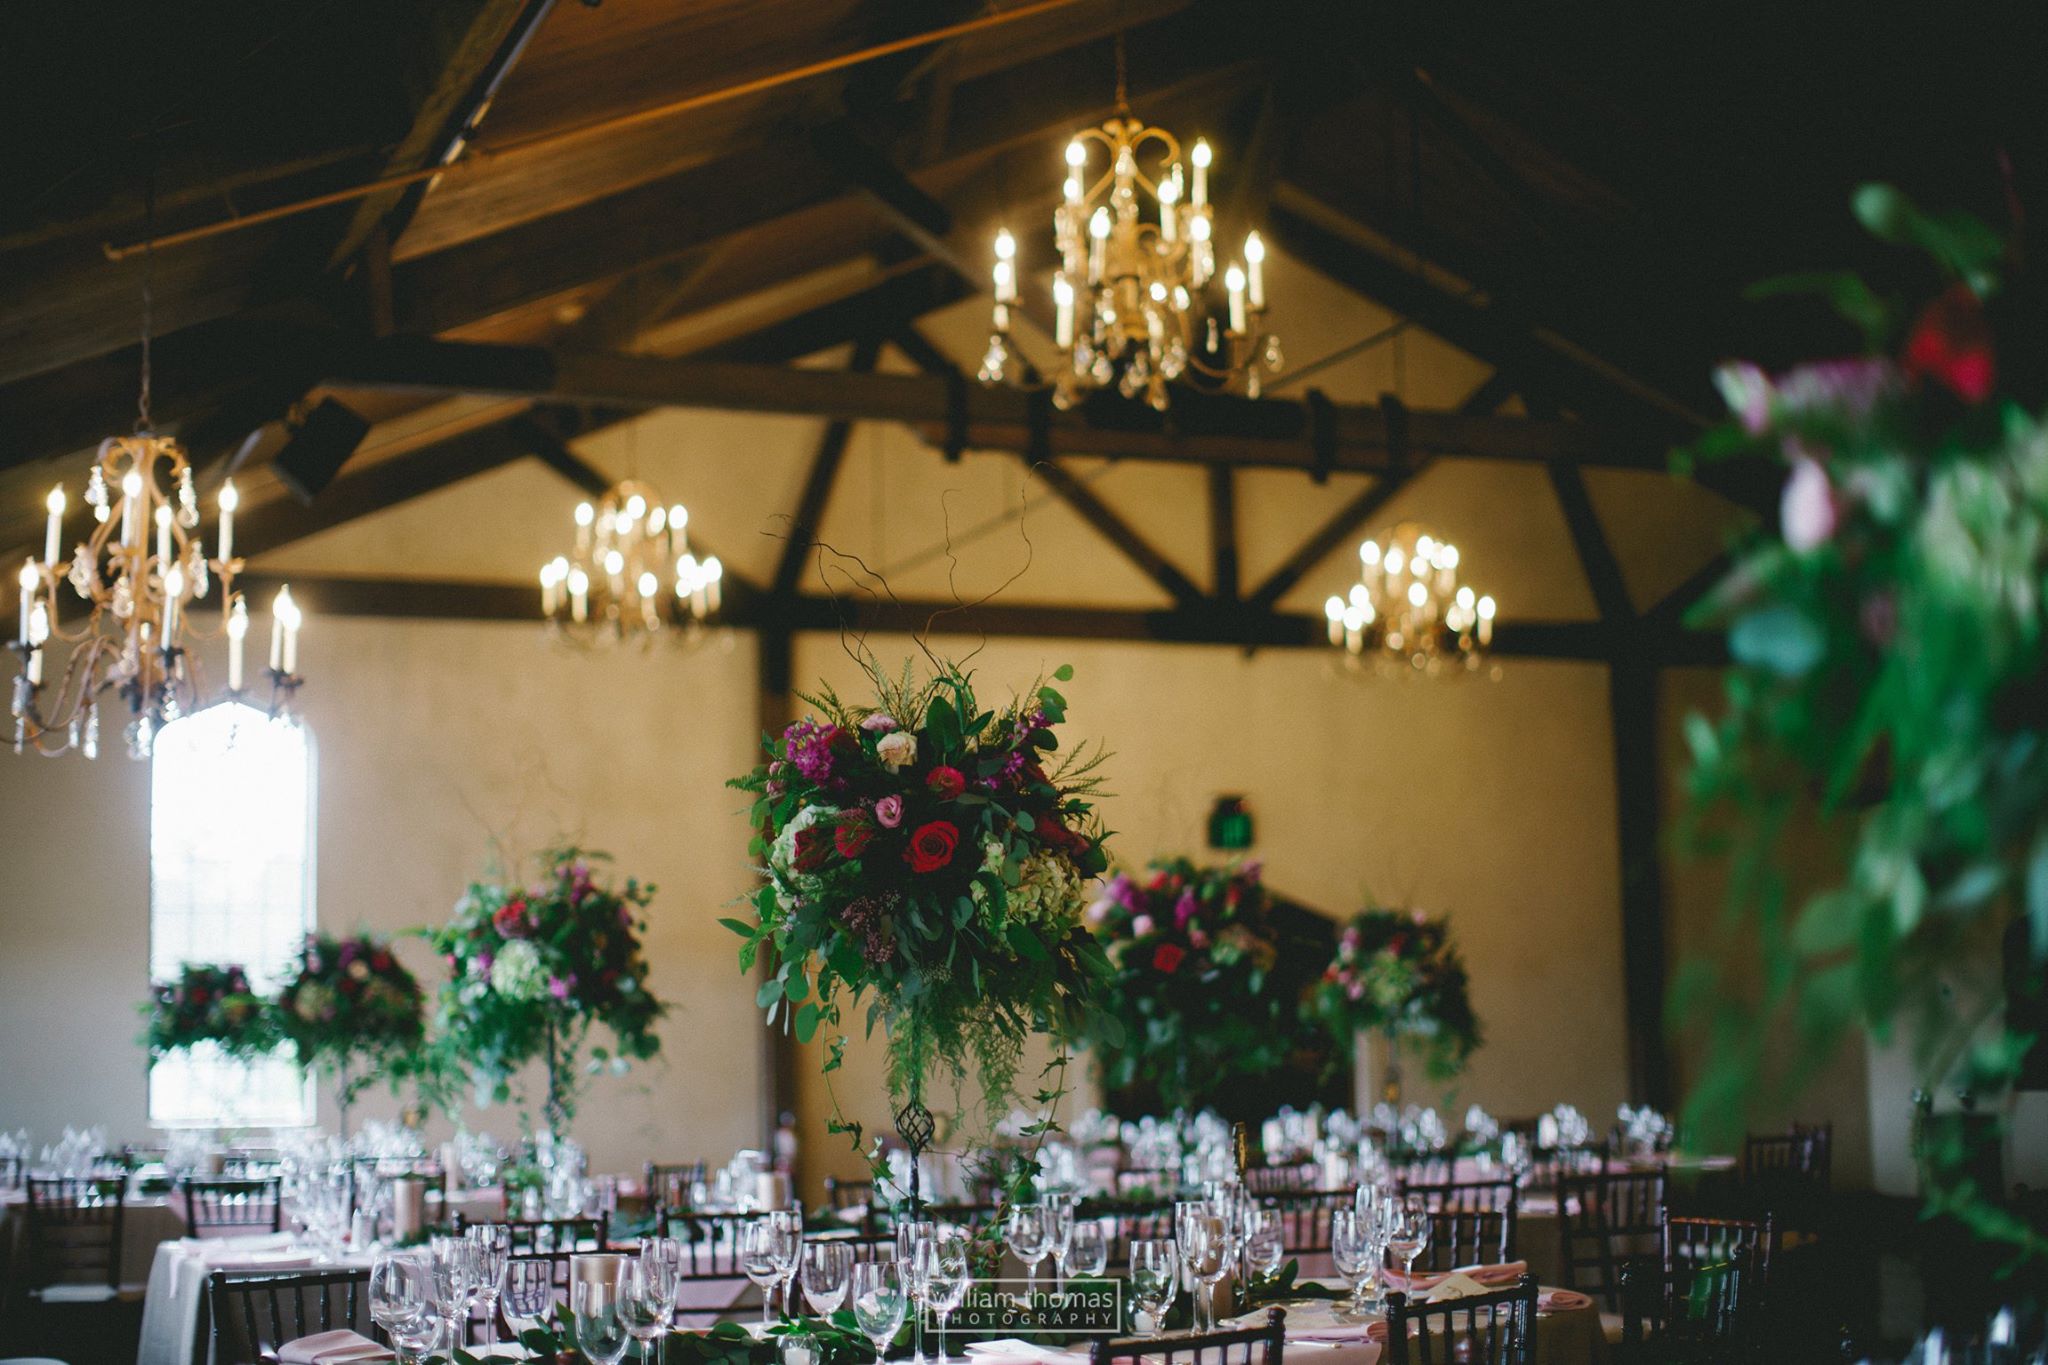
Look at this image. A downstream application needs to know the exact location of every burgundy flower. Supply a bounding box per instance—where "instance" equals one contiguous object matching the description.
[834,812,875,859]
[905,820,960,874]
[793,825,835,873]
[1904,284,1997,403]
[927,766,967,800]
[493,897,532,939]
[1152,943,1185,974]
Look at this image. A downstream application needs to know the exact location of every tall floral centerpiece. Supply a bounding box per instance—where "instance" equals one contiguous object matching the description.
[276,931,425,1135]
[425,848,665,1136]
[1079,859,1321,1117]
[1308,908,1481,1104]
[728,663,1112,1200]
[141,962,276,1060]
[1680,184,2048,1263]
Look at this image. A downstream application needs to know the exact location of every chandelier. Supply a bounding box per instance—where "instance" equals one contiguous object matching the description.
[539,480,722,643]
[978,51,1280,410]
[1323,523,1496,675]
[10,440,306,759]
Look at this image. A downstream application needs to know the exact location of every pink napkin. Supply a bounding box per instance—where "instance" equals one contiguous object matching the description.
[1384,1261,1527,1294]
[1463,1261,1529,1287]
[1538,1289,1593,1314]
[1289,1322,1381,1343]
[278,1331,394,1365]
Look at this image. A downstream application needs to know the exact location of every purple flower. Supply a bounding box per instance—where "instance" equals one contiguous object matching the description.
[861,714,899,733]
[1773,357,1898,425]
[1173,888,1199,930]
[783,718,839,784]
[874,795,904,829]
[548,976,571,1002]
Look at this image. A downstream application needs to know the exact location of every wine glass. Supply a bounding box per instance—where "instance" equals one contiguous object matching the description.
[1190,1215,1230,1329]
[1244,1208,1284,1279]
[1065,1221,1107,1279]
[1128,1239,1178,1339]
[894,1221,934,1363]
[1042,1197,1075,1290]
[800,1241,853,1317]
[639,1239,685,1365]
[573,1275,633,1365]
[740,1220,786,1332]
[851,1258,908,1363]
[768,1209,805,1318]
[468,1223,512,1360]
[370,1250,436,1365]
[1176,1210,1223,1334]
[429,1234,477,1354]
[1329,1209,1372,1316]
[914,1233,969,1365]
[1384,1196,1432,1297]
[503,1257,555,1338]
[1004,1206,1050,1302]
[619,1257,669,1365]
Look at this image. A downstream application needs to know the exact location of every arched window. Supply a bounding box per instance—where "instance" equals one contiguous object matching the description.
[148,703,315,1128]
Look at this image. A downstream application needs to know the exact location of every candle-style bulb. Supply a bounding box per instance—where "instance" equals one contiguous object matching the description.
[1065,140,1086,168]
[994,229,1016,260]
[217,481,239,513]
[1191,140,1212,169]
[46,487,65,516]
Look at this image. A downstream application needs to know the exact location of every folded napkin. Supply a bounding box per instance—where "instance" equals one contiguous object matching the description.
[1224,1302,1374,1342]
[963,1339,1084,1365]
[278,1330,394,1365]
[1425,1273,1491,1303]
[1537,1289,1593,1314]
[1384,1260,1527,1295]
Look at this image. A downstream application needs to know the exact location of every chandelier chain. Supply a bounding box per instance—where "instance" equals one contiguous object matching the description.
[136,170,155,435]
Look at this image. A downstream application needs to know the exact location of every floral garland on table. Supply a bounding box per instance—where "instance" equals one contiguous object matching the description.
[1307,908,1481,1083]
[1678,183,2048,1264]
[424,847,664,1135]
[141,962,277,1060]
[276,931,425,1127]
[1077,859,1307,1114]
[726,661,1113,1157]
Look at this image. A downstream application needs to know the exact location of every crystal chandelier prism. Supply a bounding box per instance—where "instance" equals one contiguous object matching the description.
[539,480,722,644]
[978,45,1280,410]
[1324,522,1495,675]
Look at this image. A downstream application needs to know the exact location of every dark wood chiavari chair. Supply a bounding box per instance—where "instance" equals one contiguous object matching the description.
[1100,1203,1177,1270]
[1089,1305,1287,1365]
[822,1175,875,1210]
[23,1176,127,1298]
[207,1267,378,1365]
[1618,1211,1775,1361]
[1264,1189,1350,1256]
[1741,1124,1831,1231]
[182,1175,284,1237]
[1382,1275,1538,1365]
[0,1152,24,1191]
[1555,1167,1666,1312]
[1526,1139,1610,1192]
[1397,1177,1517,1214]
[645,1161,707,1214]
[1389,1156,1458,1187]
[1243,1161,1320,1195]
[1402,1203,1518,1273]
[491,1215,609,1254]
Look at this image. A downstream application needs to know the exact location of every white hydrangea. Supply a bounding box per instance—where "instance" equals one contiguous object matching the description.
[491,940,549,1001]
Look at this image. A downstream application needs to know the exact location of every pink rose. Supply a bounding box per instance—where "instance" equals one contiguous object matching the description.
[1132,915,1156,936]
[861,714,899,733]
[1780,455,1838,552]
[874,795,904,829]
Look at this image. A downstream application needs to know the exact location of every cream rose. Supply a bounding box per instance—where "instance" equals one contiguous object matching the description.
[875,731,918,771]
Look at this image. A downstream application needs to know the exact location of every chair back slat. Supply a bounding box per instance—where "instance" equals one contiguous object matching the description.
[24,1176,126,1290]
[183,1176,284,1237]
[1383,1275,1538,1365]
[1556,1167,1666,1311]
[1244,1162,1320,1195]
[208,1268,379,1365]
[1089,1305,1286,1365]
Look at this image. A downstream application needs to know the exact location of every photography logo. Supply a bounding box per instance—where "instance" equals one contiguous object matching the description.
[947,1279,1124,1337]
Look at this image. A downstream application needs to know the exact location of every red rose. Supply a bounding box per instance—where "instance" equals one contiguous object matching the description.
[493,897,531,939]
[834,813,875,859]
[927,766,967,800]
[905,820,960,873]
[794,825,835,873]
[372,951,393,971]
[1152,943,1185,974]
[1904,283,1996,403]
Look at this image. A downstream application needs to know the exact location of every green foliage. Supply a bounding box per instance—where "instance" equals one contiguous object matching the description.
[727,660,1112,1129]
[140,962,278,1060]
[1075,858,1324,1113]
[421,846,666,1134]
[1681,182,2048,1264]
[1307,908,1482,1081]
[275,930,425,1106]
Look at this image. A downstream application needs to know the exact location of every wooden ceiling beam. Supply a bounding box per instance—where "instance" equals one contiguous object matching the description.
[1243,461,1429,612]
[1548,462,1634,623]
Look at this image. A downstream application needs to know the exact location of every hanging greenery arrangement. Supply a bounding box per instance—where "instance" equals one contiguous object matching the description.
[1307,907,1481,1086]
[140,962,277,1060]
[276,930,426,1132]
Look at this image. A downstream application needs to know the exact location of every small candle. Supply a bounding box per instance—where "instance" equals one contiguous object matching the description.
[574,501,594,554]
[268,590,286,670]
[217,479,238,563]
[155,504,172,567]
[17,559,35,645]
[993,229,1017,303]
[1087,207,1110,281]
[1477,595,1496,647]
[1190,139,1211,208]
[44,487,65,567]
[705,558,722,613]
[226,596,248,691]
[1244,231,1265,309]
[277,586,301,675]
[1053,273,1074,348]
[1324,596,1345,646]
[1226,265,1247,333]
[568,568,589,624]
[121,472,142,546]
[162,565,184,640]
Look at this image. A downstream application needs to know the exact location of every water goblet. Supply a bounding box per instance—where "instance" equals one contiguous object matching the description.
[1004,1206,1050,1303]
[799,1241,852,1318]
[573,1275,633,1365]
[1065,1221,1107,1279]
[851,1258,908,1363]
[1244,1209,1284,1279]
[1384,1196,1431,1296]
[1329,1209,1373,1317]
[619,1257,669,1365]
[503,1257,555,1338]
[1127,1239,1178,1339]
[740,1220,786,1332]
[370,1250,436,1365]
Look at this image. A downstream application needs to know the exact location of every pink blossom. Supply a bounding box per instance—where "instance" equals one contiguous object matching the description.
[1132,915,1156,937]
[860,714,899,733]
[1780,455,1839,553]
[874,795,904,829]
[548,977,570,1001]
[1189,928,1211,950]
[1346,979,1366,1001]
[1173,888,1199,930]
[1085,897,1113,927]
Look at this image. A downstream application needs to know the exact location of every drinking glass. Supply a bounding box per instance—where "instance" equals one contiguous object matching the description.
[1191,1216,1230,1328]
[914,1233,970,1365]
[1329,1209,1372,1316]
[619,1257,669,1365]
[1043,1196,1076,1288]
[429,1234,477,1354]
[1244,1209,1283,1279]
[1177,1212,1224,1333]
[768,1209,805,1318]
[1384,1197,1431,1295]
[894,1221,934,1362]
[851,1258,908,1363]
[468,1223,512,1360]
[640,1238,686,1359]
[502,1257,555,1337]
[800,1241,853,1318]
[573,1276,633,1365]
[1004,1206,1050,1302]
[370,1250,436,1365]
[740,1220,785,1331]
[1127,1239,1178,1339]
[1065,1221,1108,1279]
